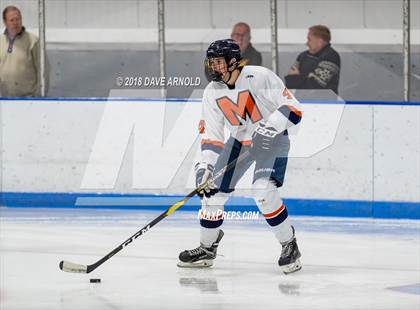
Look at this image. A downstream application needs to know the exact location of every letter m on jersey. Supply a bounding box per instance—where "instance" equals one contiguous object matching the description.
[216,90,262,126]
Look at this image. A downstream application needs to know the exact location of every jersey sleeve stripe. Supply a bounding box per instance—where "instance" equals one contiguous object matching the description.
[278,105,302,125]
[240,140,252,146]
[286,105,302,117]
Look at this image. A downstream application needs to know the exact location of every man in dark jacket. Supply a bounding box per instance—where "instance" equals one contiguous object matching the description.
[205,22,262,82]
[230,22,262,66]
[285,25,340,94]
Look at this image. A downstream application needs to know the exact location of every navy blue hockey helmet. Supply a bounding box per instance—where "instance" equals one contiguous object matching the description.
[205,39,242,82]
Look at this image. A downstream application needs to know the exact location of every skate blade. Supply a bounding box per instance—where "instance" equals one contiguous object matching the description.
[280,259,302,274]
[177,259,214,268]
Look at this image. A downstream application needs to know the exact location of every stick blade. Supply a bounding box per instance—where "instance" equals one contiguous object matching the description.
[59,260,88,273]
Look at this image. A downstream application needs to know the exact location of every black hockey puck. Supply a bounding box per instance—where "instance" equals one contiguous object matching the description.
[90,278,101,283]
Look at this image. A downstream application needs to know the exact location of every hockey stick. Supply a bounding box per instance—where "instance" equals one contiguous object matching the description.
[59,150,250,273]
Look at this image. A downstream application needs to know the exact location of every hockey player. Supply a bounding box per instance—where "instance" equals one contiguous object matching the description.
[178,39,302,274]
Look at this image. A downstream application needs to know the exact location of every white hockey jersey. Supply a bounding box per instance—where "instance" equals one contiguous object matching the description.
[199,65,302,165]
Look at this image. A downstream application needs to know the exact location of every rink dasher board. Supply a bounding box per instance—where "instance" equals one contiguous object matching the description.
[0,98,419,219]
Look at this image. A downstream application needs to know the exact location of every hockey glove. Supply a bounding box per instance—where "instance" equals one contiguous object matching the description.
[250,123,279,155]
[195,162,218,198]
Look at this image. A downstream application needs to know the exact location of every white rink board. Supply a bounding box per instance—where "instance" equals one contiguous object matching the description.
[0,99,419,202]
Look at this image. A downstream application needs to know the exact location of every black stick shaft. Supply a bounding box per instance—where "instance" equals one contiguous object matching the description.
[86,191,197,273]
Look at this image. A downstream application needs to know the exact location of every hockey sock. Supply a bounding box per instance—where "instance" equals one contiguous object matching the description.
[199,193,229,247]
[253,178,293,244]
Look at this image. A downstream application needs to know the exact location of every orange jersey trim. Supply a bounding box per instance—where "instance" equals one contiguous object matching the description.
[286,105,302,117]
[201,139,224,148]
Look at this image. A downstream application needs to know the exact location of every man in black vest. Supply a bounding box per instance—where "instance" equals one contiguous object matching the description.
[285,25,340,94]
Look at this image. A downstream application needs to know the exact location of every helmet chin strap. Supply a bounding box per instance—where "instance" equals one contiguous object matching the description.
[223,67,241,85]
[222,58,246,85]
[222,71,231,84]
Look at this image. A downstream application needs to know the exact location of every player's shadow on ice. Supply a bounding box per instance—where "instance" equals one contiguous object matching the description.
[178,277,220,293]
[278,283,301,295]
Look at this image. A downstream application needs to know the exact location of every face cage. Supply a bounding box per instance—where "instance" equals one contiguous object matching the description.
[204,58,223,82]
[204,57,240,82]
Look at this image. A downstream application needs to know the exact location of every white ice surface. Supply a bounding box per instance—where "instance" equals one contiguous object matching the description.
[0,208,419,310]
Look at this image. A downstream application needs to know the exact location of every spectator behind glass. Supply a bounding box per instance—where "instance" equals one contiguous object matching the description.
[0,6,49,97]
[285,25,340,94]
[231,22,262,66]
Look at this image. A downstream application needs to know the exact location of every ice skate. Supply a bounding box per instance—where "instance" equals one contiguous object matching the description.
[177,230,224,268]
[278,226,302,274]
